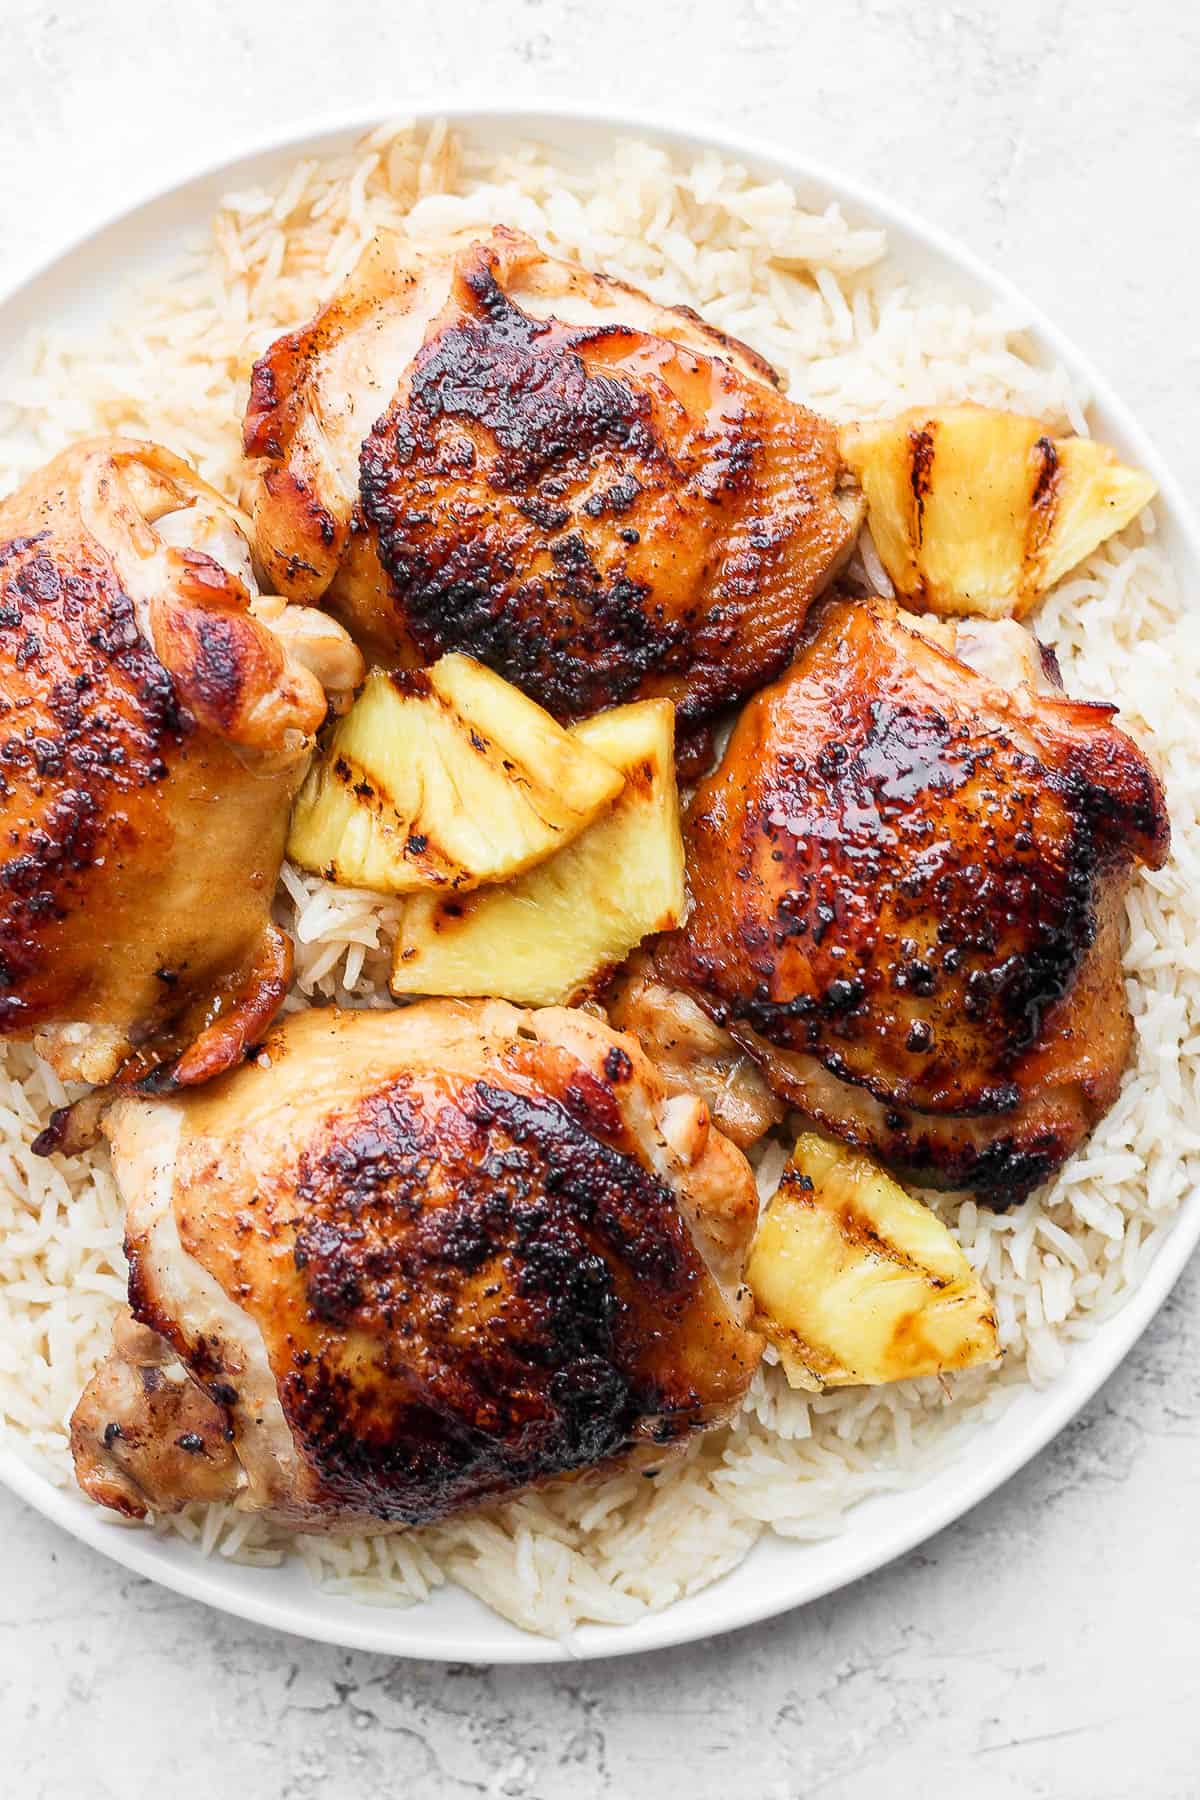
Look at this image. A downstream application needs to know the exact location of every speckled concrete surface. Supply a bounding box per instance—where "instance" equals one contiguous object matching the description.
[2,2,1199,1794]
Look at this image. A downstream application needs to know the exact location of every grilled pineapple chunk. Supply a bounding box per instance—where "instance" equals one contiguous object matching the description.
[840,404,1156,618]
[287,656,625,894]
[391,699,685,1004]
[748,1133,999,1390]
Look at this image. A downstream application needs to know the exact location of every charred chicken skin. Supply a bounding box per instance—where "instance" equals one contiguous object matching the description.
[244,227,859,745]
[0,438,360,1103]
[71,1001,761,1528]
[654,597,1169,1201]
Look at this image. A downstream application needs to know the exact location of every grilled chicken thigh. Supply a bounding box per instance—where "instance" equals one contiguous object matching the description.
[244,226,859,744]
[0,438,361,1102]
[654,597,1169,1201]
[71,1001,761,1527]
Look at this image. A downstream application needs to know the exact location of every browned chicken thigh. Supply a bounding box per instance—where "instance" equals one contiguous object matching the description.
[71,1001,761,1528]
[654,597,1169,1201]
[244,227,859,746]
[0,439,360,1109]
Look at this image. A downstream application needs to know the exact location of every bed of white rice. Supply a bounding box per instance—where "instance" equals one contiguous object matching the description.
[0,121,1196,1639]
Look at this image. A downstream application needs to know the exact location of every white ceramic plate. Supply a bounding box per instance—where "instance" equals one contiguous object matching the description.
[0,104,1197,1665]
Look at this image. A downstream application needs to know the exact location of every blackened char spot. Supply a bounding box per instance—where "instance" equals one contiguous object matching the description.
[908,424,935,546]
[14,554,63,606]
[293,1216,366,1325]
[183,611,245,731]
[1031,435,1060,514]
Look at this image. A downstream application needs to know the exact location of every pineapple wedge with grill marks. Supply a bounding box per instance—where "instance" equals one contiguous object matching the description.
[391,698,685,1005]
[840,404,1156,618]
[748,1133,1000,1390]
[287,655,625,894]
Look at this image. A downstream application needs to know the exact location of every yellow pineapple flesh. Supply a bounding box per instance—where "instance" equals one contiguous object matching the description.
[1040,433,1159,589]
[390,698,685,1005]
[747,1132,1000,1390]
[286,654,625,894]
[840,403,1155,618]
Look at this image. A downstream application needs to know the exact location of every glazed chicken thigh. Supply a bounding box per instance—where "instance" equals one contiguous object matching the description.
[0,439,361,1105]
[71,1001,761,1527]
[654,597,1169,1201]
[244,226,859,747]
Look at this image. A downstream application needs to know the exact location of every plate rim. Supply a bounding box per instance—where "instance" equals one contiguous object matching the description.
[1,97,1197,1665]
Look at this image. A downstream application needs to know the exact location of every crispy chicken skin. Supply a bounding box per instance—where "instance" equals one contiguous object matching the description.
[72,1002,761,1528]
[0,439,361,1104]
[654,597,1169,1201]
[244,227,859,738]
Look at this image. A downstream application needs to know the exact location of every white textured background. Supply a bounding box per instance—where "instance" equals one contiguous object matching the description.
[2,2,1199,1794]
